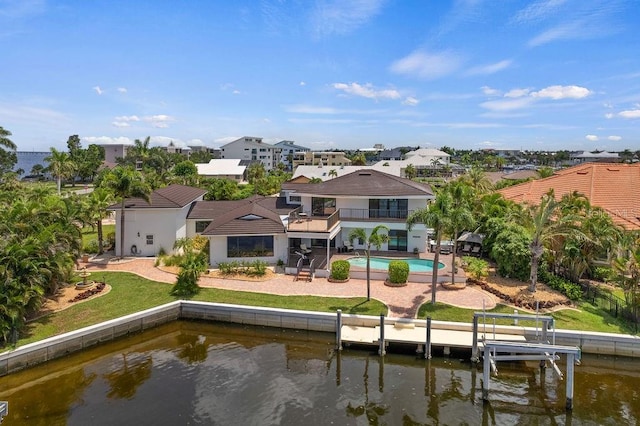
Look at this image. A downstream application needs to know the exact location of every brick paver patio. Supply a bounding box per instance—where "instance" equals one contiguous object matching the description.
[85,257,497,318]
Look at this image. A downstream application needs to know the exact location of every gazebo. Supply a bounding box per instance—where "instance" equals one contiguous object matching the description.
[457,232,484,256]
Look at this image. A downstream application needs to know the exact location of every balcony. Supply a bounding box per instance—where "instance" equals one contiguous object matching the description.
[339,208,413,221]
[287,209,340,233]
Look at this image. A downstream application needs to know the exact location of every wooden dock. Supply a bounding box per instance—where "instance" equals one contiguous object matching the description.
[340,322,526,354]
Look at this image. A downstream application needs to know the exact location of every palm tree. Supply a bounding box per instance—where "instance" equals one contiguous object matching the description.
[521,192,576,292]
[444,181,475,285]
[101,167,151,258]
[328,169,338,178]
[461,165,492,195]
[348,225,389,301]
[85,188,115,255]
[0,126,17,175]
[404,163,417,180]
[45,148,74,194]
[407,191,453,304]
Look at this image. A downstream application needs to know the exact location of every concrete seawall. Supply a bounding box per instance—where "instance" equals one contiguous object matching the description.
[1,301,639,376]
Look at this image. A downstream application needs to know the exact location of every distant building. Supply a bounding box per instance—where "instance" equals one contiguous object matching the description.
[292,151,352,168]
[159,141,190,155]
[100,143,131,164]
[571,151,619,163]
[404,148,450,165]
[273,140,310,170]
[189,145,221,159]
[195,159,247,182]
[220,136,281,171]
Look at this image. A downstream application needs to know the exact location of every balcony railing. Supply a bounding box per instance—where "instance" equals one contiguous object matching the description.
[339,208,413,221]
[287,209,340,233]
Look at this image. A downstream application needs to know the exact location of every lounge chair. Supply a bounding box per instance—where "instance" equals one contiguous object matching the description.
[300,244,312,255]
[471,246,481,256]
[461,244,471,254]
[343,240,354,252]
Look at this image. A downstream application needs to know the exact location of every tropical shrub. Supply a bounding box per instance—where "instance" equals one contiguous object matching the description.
[593,266,615,283]
[388,260,410,284]
[170,251,208,297]
[462,256,489,281]
[538,268,583,300]
[491,223,530,282]
[330,260,350,281]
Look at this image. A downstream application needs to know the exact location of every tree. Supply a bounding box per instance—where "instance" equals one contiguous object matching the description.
[407,191,453,304]
[246,162,266,185]
[351,153,366,166]
[85,188,115,255]
[170,236,209,296]
[404,163,417,179]
[348,225,389,301]
[521,193,576,292]
[30,164,45,178]
[537,166,555,179]
[443,181,475,285]
[0,126,18,175]
[461,165,492,195]
[100,167,151,258]
[328,169,338,178]
[45,148,74,194]
[173,160,198,185]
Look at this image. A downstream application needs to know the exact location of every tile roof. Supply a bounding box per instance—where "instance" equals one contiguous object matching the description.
[111,184,207,209]
[189,196,297,236]
[291,169,434,197]
[497,163,640,229]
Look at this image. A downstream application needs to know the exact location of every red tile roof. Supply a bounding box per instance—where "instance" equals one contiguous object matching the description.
[498,163,640,229]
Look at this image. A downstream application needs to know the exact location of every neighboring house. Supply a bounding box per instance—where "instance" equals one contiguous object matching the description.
[292,151,352,168]
[99,143,132,164]
[273,140,310,170]
[498,163,640,230]
[195,159,247,182]
[116,170,434,274]
[571,151,620,163]
[404,148,450,165]
[219,136,281,171]
[109,185,207,257]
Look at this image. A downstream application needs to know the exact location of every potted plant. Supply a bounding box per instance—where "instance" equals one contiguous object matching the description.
[276,259,285,274]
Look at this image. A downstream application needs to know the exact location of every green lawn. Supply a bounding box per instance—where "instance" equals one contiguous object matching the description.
[13,271,637,349]
[418,300,635,334]
[18,272,386,346]
[81,224,115,251]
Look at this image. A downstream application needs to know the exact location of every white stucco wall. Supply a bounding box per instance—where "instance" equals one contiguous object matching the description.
[114,206,191,257]
[208,234,289,267]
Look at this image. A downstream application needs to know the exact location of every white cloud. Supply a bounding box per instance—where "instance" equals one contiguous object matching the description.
[93,86,104,95]
[619,109,640,118]
[608,135,622,141]
[504,88,531,98]
[332,82,400,100]
[310,0,385,37]
[466,59,512,76]
[585,134,599,141]
[299,81,306,86]
[82,136,133,145]
[117,87,127,94]
[389,49,463,80]
[512,0,568,24]
[402,97,419,106]
[114,115,140,122]
[605,113,614,119]
[481,86,500,96]
[531,85,591,99]
[286,105,340,114]
[480,97,535,112]
[112,121,130,128]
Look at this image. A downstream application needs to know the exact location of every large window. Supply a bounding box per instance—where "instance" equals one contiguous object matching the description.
[369,199,408,219]
[388,230,407,251]
[227,236,274,258]
[312,197,336,216]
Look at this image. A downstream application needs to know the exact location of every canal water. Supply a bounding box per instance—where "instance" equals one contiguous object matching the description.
[0,320,638,425]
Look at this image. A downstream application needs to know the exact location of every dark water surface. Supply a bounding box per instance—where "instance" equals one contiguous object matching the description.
[1,321,638,425]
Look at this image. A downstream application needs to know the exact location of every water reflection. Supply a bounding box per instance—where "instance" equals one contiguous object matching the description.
[0,321,638,425]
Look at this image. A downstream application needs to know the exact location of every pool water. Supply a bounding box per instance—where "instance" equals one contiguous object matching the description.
[347,256,444,272]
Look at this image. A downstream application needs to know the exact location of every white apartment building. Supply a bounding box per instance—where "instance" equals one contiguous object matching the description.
[219,136,281,171]
[273,140,310,170]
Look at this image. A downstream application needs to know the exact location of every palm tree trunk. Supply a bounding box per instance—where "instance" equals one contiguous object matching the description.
[366,251,371,301]
[431,238,442,304]
[97,219,104,255]
[451,227,458,285]
[529,254,540,292]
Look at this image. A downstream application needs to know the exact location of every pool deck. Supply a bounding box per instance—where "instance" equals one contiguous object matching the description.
[85,252,498,319]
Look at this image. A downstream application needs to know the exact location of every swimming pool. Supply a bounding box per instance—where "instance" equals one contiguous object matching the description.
[347,256,444,272]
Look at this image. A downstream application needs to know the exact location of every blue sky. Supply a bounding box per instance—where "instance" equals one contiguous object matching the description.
[2,0,640,152]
